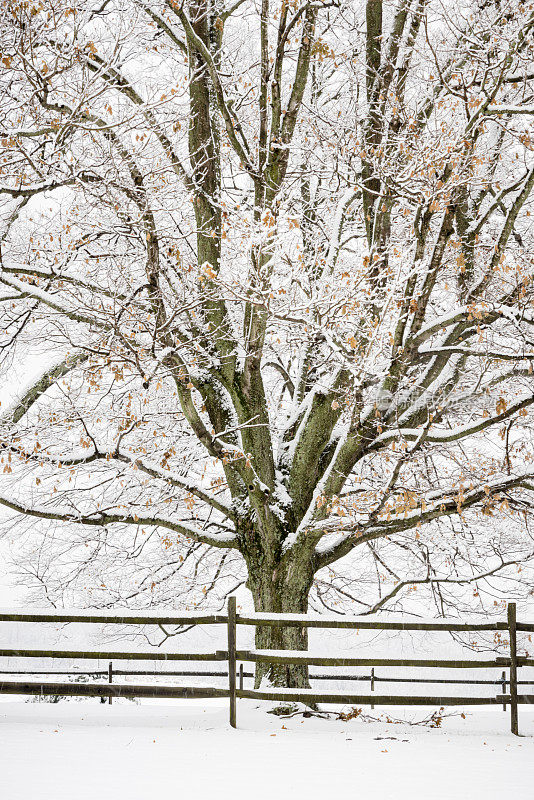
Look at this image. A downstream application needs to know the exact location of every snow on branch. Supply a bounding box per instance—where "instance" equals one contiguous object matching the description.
[0,495,238,549]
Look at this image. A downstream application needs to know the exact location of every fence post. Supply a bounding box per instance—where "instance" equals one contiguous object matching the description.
[507,602,518,735]
[370,667,375,710]
[108,661,113,705]
[239,662,244,691]
[227,596,237,728]
[501,670,506,712]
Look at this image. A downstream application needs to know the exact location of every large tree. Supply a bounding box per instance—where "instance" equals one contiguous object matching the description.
[1,0,534,686]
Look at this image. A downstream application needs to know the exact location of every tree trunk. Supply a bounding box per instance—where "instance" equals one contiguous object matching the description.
[247,557,313,690]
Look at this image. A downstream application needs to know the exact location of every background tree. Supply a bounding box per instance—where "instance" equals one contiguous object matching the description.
[1,0,534,687]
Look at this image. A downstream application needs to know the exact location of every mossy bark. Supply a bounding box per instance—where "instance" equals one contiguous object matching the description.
[247,555,314,689]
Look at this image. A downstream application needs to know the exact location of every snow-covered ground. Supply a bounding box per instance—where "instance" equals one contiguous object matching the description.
[1,699,533,800]
[1,592,533,798]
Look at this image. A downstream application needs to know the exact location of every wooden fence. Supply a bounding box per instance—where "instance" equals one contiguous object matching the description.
[0,600,533,734]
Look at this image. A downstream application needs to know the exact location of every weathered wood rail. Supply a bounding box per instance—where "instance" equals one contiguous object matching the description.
[1,601,532,733]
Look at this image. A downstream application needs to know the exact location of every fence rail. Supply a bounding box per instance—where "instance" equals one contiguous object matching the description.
[0,648,226,661]
[234,651,523,668]
[3,668,533,685]
[1,601,532,733]
[0,681,229,700]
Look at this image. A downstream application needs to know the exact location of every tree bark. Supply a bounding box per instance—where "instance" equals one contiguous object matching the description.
[247,556,314,690]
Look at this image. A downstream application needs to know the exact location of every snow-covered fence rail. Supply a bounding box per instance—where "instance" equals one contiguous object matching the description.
[0,608,232,706]
[0,600,532,734]
[231,601,533,735]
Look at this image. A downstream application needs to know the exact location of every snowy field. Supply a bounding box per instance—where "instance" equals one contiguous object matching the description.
[1,699,533,800]
[1,590,533,798]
